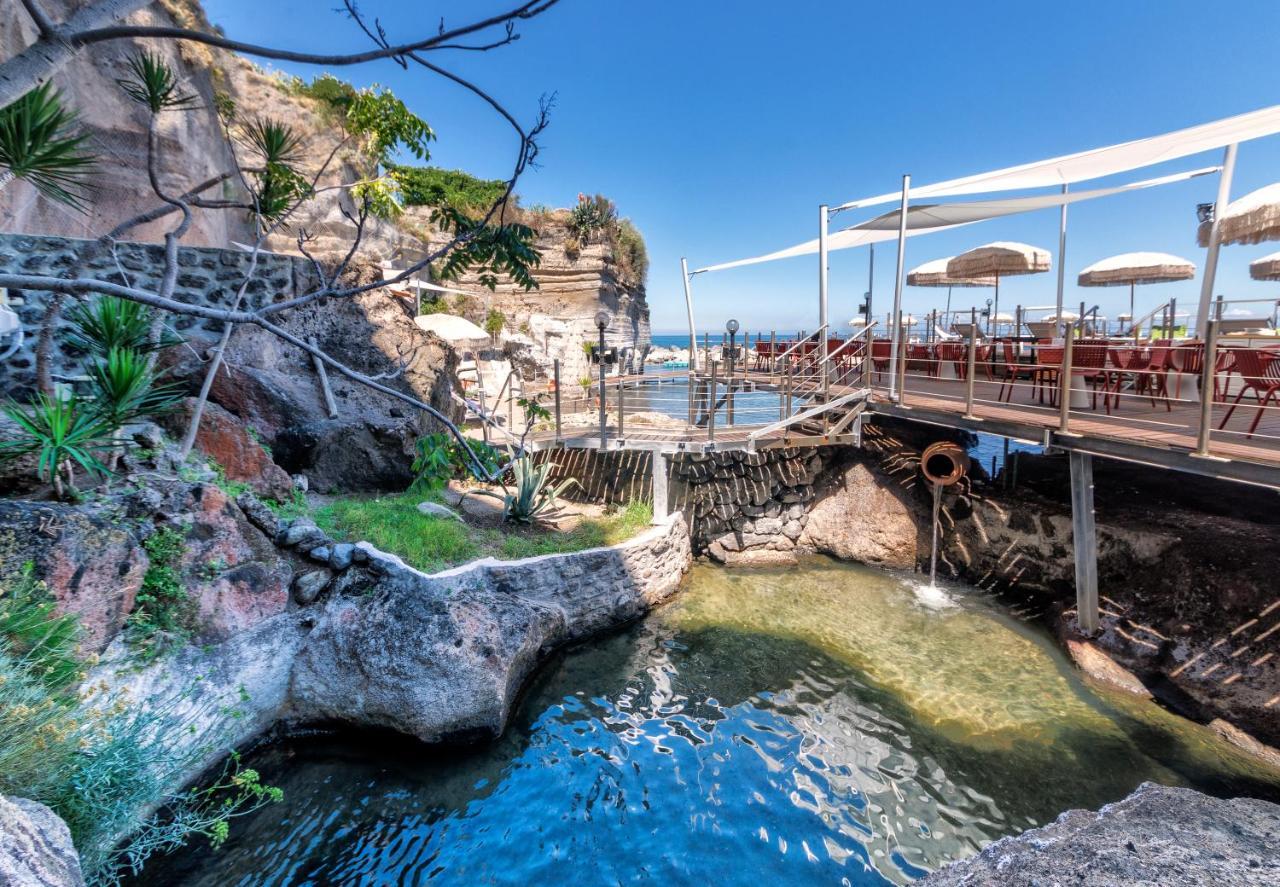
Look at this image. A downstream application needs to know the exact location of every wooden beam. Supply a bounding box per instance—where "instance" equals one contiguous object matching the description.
[1069,451,1099,635]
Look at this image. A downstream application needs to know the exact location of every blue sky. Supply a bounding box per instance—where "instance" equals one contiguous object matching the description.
[204,0,1280,333]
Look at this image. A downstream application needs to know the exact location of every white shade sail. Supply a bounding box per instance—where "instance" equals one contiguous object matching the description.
[693,168,1214,275]
[835,103,1280,211]
[414,313,491,345]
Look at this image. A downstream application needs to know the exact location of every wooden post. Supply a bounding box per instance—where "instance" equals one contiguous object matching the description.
[617,377,625,439]
[651,453,670,523]
[708,361,718,442]
[553,359,562,443]
[1058,322,1075,434]
[1194,319,1220,457]
[1069,450,1099,635]
[307,336,338,418]
[963,309,978,419]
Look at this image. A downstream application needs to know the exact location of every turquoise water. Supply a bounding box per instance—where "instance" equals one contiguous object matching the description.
[136,560,1280,886]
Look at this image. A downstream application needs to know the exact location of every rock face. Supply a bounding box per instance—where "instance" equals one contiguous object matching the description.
[0,501,148,652]
[162,399,293,501]
[0,796,84,887]
[289,514,691,742]
[800,460,925,569]
[919,782,1280,886]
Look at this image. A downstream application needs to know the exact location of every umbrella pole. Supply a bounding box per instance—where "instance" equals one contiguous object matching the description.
[681,257,697,372]
[993,273,1000,338]
[1055,183,1068,338]
[1195,143,1238,336]
[1130,281,1137,344]
[945,286,953,328]
[888,175,911,401]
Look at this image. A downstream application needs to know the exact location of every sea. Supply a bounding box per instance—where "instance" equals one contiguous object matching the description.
[649,331,808,349]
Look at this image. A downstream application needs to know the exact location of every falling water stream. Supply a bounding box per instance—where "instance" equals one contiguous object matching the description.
[137,559,1280,886]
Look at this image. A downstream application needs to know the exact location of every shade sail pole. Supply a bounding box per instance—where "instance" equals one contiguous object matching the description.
[866,243,875,323]
[1196,143,1239,337]
[887,175,910,400]
[681,257,697,372]
[1055,183,1068,336]
[819,204,829,381]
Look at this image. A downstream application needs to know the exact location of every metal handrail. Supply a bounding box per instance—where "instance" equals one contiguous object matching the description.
[773,323,829,365]
[746,388,868,442]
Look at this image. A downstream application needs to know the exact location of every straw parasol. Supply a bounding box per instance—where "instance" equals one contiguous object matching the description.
[947,242,1051,336]
[1197,183,1280,247]
[1078,251,1196,337]
[414,313,491,347]
[1249,250,1280,280]
[907,256,996,326]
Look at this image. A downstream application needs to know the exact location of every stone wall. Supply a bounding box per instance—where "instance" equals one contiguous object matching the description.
[0,232,318,395]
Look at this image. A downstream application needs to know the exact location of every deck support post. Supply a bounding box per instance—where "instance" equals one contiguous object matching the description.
[887,175,911,401]
[651,453,670,523]
[1058,322,1076,434]
[963,308,978,420]
[681,258,698,372]
[708,361,718,442]
[553,359,562,443]
[1069,450,1099,635]
[1194,319,1220,457]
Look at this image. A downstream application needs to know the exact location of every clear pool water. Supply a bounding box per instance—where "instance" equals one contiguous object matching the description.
[136,560,1280,886]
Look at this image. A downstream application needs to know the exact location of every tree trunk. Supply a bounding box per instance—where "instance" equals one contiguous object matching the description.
[0,0,153,109]
[33,290,64,395]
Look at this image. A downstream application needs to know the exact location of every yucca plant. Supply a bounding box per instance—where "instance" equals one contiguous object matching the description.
[87,345,184,428]
[0,83,96,210]
[240,117,305,166]
[470,452,579,524]
[0,394,113,500]
[117,51,198,114]
[65,295,177,357]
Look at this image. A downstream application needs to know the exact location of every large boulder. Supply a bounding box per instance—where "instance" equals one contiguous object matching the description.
[799,461,925,569]
[0,501,147,652]
[290,515,692,741]
[919,782,1280,886]
[0,795,84,887]
[164,484,293,642]
[161,399,293,501]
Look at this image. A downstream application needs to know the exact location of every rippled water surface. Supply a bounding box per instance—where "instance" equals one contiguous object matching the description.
[141,560,1280,886]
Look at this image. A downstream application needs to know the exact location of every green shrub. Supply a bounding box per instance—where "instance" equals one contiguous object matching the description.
[389,165,509,216]
[0,591,281,886]
[611,217,649,288]
[127,527,195,654]
[469,452,578,524]
[0,564,82,691]
[411,433,503,490]
[484,308,506,339]
[569,193,616,244]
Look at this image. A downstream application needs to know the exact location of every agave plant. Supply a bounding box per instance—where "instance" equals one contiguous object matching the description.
[471,452,579,525]
[117,52,198,114]
[0,83,95,210]
[0,394,113,500]
[65,295,178,357]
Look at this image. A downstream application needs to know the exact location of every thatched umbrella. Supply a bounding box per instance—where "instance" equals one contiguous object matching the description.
[1249,250,1280,281]
[1078,251,1196,337]
[948,242,1051,336]
[414,313,491,347]
[1197,183,1280,247]
[907,256,996,327]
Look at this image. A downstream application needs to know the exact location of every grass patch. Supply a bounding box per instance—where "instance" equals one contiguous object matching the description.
[313,493,653,574]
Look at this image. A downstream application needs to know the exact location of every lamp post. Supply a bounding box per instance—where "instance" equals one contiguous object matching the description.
[725,318,739,425]
[595,310,610,450]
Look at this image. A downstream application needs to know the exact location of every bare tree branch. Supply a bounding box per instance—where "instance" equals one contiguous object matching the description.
[18,0,57,38]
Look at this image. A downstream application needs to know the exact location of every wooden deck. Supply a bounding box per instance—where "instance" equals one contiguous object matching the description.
[478,366,1280,488]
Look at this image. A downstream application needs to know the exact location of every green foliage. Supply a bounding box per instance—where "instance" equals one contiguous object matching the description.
[569,193,617,244]
[127,527,194,654]
[264,487,309,521]
[612,217,649,288]
[239,118,311,224]
[66,295,178,357]
[471,452,579,524]
[350,175,402,220]
[410,433,502,490]
[0,83,96,211]
[116,52,197,114]
[288,74,433,166]
[433,206,540,292]
[0,596,281,885]
[484,308,506,339]
[389,165,508,216]
[314,492,651,574]
[86,347,184,430]
[0,564,82,691]
[0,394,113,498]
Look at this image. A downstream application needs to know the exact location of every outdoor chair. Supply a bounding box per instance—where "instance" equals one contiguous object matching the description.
[994,341,1036,403]
[871,340,892,381]
[937,341,967,380]
[1104,346,1154,413]
[1069,339,1112,413]
[1032,345,1063,405]
[1217,348,1280,438]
